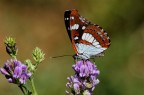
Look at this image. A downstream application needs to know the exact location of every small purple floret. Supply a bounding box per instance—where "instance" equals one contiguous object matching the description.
[0,59,32,84]
[66,60,100,95]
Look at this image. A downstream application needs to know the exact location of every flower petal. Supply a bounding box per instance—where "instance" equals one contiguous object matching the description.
[73,83,80,94]
[0,68,10,75]
[19,74,27,84]
[13,66,22,78]
[8,78,13,83]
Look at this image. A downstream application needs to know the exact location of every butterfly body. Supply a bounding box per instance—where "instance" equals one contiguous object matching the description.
[64,9,110,60]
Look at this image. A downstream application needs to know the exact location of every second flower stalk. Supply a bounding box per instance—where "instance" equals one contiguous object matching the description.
[0,37,45,95]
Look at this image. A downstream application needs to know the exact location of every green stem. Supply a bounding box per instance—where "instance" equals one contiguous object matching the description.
[30,77,38,95]
[18,85,26,95]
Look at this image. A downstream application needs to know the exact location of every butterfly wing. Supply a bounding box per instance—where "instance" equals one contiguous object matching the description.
[64,9,110,59]
[64,9,90,54]
[64,9,90,41]
[75,24,110,59]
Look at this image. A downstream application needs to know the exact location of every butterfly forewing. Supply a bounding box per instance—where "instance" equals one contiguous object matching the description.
[64,10,72,41]
[64,9,90,42]
[64,9,91,54]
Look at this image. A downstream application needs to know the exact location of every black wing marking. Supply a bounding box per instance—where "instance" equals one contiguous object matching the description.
[64,10,72,41]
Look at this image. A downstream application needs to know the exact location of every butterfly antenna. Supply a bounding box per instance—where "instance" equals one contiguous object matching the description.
[50,55,73,58]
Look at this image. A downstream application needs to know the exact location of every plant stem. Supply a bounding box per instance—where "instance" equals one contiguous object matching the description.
[18,85,26,95]
[30,77,38,95]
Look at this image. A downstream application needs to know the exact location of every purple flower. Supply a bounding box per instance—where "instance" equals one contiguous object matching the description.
[66,75,81,94]
[0,59,32,84]
[66,60,100,95]
[73,60,100,77]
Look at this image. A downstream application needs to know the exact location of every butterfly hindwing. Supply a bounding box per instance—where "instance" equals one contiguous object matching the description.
[75,24,110,59]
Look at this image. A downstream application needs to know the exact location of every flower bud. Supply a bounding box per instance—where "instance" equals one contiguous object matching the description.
[32,47,45,64]
[4,37,18,58]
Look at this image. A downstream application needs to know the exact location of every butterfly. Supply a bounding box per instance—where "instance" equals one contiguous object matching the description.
[64,9,110,60]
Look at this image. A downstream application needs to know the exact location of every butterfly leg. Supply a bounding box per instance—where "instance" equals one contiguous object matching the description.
[73,54,78,63]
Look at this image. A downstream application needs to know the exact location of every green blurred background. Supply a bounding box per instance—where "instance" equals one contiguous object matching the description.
[0,0,144,95]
